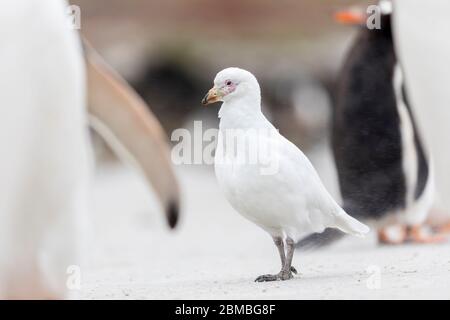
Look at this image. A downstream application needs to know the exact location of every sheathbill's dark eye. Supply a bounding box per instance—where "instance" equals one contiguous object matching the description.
[226,81,232,86]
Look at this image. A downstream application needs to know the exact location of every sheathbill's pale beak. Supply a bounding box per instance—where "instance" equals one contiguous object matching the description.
[202,87,222,105]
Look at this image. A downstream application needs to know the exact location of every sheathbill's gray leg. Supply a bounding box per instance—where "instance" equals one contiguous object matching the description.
[255,237,297,282]
[280,237,296,280]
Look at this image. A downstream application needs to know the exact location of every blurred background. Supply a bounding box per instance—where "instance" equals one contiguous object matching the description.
[75,0,372,156]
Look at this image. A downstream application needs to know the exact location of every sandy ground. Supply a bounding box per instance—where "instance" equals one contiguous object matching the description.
[80,157,450,300]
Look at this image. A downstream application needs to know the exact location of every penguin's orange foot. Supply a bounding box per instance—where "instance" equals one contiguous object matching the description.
[406,225,447,244]
[377,227,406,245]
[433,222,450,235]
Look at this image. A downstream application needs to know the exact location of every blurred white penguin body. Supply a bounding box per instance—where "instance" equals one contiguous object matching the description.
[203,68,369,281]
[394,0,450,227]
[0,0,89,298]
[0,0,180,299]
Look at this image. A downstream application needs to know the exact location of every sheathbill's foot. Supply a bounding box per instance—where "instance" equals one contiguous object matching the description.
[255,269,295,282]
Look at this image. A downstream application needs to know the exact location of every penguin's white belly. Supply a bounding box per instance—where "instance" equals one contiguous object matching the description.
[394,0,450,213]
[0,0,90,298]
[393,66,433,226]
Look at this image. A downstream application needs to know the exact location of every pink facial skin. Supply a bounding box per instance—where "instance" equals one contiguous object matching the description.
[222,79,237,96]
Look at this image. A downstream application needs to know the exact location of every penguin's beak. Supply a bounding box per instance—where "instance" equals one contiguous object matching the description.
[202,87,222,106]
[334,9,366,25]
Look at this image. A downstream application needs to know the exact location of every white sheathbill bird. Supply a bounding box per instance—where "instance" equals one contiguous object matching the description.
[202,67,369,282]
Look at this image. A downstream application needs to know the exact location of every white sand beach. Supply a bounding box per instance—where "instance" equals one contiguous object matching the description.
[80,159,450,300]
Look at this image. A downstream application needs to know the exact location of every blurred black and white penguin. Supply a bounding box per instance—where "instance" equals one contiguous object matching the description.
[299,0,441,247]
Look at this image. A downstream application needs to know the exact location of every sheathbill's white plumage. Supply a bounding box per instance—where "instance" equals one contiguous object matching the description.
[203,67,369,282]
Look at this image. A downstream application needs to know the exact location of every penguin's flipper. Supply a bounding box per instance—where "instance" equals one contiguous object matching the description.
[84,40,180,229]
